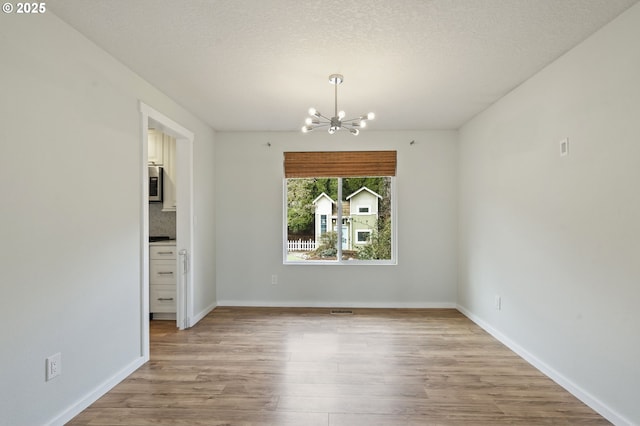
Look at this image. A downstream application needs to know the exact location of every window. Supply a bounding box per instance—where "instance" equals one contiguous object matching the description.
[356,230,372,244]
[284,151,396,264]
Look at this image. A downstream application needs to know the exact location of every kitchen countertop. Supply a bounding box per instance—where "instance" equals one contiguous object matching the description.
[149,239,176,246]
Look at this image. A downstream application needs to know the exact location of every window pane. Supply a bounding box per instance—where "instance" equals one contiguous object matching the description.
[285,176,393,263]
[286,178,339,261]
[341,177,392,261]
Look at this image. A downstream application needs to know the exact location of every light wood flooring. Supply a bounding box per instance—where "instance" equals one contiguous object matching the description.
[68,307,609,425]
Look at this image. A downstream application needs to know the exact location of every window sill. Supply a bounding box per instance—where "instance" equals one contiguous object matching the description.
[284,259,397,266]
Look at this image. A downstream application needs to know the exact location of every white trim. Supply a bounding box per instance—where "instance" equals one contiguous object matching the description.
[140,103,194,140]
[46,356,146,426]
[285,259,397,265]
[312,192,335,205]
[217,300,456,309]
[139,101,196,341]
[191,301,217,325]
[176,137,194,329]
[456,305,632,426]
[355,205,371,214]
[346,186,383,200]
[355,229,372,244]
[138,109,151,359]
[282,179,289,262]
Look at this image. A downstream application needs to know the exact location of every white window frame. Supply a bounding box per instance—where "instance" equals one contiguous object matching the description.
[355,229,372,245]
[283,177,397,265]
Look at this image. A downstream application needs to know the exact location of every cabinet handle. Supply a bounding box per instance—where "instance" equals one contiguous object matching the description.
[157,251,174,255]
[158,271,174,275]
[158,297,174,301]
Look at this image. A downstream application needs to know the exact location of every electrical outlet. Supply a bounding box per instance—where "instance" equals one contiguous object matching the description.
[271,274,278,285]
[46,353,61,381]
[495,295,502,311]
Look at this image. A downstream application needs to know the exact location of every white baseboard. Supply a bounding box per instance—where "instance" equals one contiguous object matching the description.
[190,301,217,326]
[216,300,456,309]
[456,304,632,426]
[46,356,147,426]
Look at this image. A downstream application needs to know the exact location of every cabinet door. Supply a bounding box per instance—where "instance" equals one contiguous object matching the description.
[150,260,177,285]
[148,129,164,165]
[162,134,177,211]
[150,285,176,312]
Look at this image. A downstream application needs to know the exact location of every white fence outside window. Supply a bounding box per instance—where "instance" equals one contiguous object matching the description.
[287,239,317,252]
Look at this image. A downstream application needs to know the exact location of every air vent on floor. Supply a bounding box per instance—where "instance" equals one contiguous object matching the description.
[330,309,353,315]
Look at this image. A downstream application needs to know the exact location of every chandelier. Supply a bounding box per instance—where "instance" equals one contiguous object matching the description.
[302,74,375,136]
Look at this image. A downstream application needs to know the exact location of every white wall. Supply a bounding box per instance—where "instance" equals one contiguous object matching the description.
[215,131,458,307]
[458,4,640,424]
[0,13,215,426]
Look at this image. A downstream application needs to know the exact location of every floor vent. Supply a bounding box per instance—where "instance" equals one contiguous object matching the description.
[330,309,354,315]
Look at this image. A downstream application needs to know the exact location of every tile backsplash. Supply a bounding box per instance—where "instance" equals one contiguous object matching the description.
[149,203,176,238]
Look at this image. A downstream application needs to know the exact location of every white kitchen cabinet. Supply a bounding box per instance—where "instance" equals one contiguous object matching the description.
[148,129,176,211]
[149,243,176,315]
[162,134,176,212]
[148,129,164,165]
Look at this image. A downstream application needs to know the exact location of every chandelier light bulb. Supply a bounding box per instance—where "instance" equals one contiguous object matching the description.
[360,120,366,128]
[338,110,346,119]
[302,125,313,133]
[309,107,322,118]
[350,128,360,135]
[367,112,375,120]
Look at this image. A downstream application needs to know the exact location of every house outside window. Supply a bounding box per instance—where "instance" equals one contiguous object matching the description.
[283,151,397,265]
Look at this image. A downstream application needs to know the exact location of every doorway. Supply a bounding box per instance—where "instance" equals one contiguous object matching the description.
[139,102,195,360]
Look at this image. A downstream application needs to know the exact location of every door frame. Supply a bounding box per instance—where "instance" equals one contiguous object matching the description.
[139,101,195,359]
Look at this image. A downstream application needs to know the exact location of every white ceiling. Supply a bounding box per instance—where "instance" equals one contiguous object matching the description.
[49,0,638,131]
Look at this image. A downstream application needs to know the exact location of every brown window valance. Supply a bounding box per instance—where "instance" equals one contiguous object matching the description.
[283,151,397,178]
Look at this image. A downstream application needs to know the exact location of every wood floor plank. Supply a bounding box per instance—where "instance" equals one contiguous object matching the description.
[67,307,610,425]
[70,408,328,426]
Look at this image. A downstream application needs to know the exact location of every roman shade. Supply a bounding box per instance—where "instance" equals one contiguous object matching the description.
[284,151,397,178]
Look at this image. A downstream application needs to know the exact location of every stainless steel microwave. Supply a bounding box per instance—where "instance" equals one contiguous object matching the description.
[149,166,163,202]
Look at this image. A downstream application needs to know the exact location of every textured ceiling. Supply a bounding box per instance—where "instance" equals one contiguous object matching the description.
[49,0,638,131]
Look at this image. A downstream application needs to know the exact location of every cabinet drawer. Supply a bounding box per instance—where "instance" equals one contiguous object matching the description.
[150,285,176,313]
[150,260,176,284]
[150,245,177,260]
